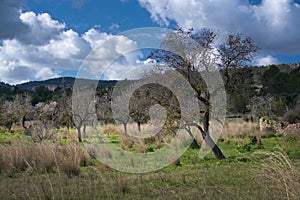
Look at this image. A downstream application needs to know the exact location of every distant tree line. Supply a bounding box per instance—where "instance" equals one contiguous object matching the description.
[1,66,298,128]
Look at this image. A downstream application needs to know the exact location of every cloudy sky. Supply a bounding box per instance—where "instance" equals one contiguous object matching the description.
[0,0,300,84]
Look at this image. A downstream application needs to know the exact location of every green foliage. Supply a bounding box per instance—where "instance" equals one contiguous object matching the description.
[0,131,32,145]
[60,137,70,146]
[31,86,53,105]
[262,65,300,108]
[250,136,258,145]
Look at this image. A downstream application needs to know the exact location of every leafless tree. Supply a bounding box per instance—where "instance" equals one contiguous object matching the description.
[29,101,58,142]
[72,86,97,142]
[0,94,32,132]
[219,33,259,87]
[56,94,73,132]
[0,100,17,131]
[96,88,114,125]
[149,28,226,159]
[111,92,131,134]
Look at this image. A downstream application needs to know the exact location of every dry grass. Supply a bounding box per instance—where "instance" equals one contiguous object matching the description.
[222,120,260,138]
[283,127,300,143]
[120,135,133,150]
[100,121,265,152]
[0,141,91,177]
[253,151,300,200]
[101,124,123,135]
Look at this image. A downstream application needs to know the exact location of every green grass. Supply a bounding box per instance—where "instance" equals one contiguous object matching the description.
[0,131,299,199]
[0,131,32,145]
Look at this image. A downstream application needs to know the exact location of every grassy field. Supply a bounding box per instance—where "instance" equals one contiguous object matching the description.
[0,121,299,200]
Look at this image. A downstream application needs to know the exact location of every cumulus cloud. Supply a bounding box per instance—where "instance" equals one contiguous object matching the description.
[254,55,280,66]
[138,0,300,54]
[82,28,113,49]
[0,9,144,84]
[18,12,66,45]
[43,29,90,60]
[79,35,143,80]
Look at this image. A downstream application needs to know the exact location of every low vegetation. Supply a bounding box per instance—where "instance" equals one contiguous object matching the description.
[0,120,299,199]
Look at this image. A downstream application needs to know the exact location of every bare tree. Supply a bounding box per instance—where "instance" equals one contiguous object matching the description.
[56,94,73,132]
[149,28,226,160]
[13,94,32,131]
[29,101,57,142]
[0,94,32,132]
[129,86,151,132]
[96,87,114,125]
[72,86,97,142]
[219,33,259,87]
[111,93,131,134]
[0,100,17,131]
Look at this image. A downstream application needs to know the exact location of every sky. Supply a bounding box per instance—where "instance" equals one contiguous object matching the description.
[0,0,300,84]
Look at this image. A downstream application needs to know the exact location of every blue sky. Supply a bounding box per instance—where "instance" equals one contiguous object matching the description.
[0,0,300,84]
[26,0,159,34]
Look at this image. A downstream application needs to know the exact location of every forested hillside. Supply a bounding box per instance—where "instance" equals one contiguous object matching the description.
[0,64,300,139]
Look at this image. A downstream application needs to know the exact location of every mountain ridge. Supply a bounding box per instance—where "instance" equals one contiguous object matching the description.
[0,77,118,91]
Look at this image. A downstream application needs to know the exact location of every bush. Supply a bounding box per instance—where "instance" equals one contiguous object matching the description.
[283,105,300,124]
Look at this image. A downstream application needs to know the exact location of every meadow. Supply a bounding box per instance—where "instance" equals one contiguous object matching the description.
[0,120,299,200]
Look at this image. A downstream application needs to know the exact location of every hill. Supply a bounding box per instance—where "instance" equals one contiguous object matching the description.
[16,77,117,91]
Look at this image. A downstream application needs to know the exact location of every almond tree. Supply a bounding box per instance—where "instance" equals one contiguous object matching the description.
[0,100,16,131]
[149,28,226,159]
[30,101,58,142]
[219,33,259,88]
[72,86,97,142]
[0,94,32,132]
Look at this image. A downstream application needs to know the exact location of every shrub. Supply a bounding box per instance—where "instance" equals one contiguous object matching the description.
[283,105,300,124]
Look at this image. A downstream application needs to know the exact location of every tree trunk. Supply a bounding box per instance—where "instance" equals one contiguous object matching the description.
[123,123,127,134]
[22,115,27,130]
[204,134,226,160]
[8,121,13,132]
[203,110,226,160]
[83,125,87,136]
[67,125,70,133]
[137,122,141,132]
[185,126,200,149]
[77,127,82,143]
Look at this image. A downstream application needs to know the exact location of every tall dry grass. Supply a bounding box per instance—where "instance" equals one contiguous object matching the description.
[0,142,91,177]
[253,151,300,200]
[222,120,262,138]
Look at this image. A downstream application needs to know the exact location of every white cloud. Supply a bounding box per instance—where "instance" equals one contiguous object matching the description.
[79,35,143,80]
[44,29,90,60]
[0,10,89,84]
[0,9,140,84]
[109,23,120,31]
[82,28,113,49]
[254,55,280,66]
[0,10,145,84]
[35,67,58,80]
[19,12,66,45]
[136,58,156,65]
[138,0,300,54]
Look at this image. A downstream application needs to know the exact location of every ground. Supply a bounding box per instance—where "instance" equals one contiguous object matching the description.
[0,121,299,199]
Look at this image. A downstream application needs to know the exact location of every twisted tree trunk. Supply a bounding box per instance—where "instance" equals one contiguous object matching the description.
[203,111,225,160]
